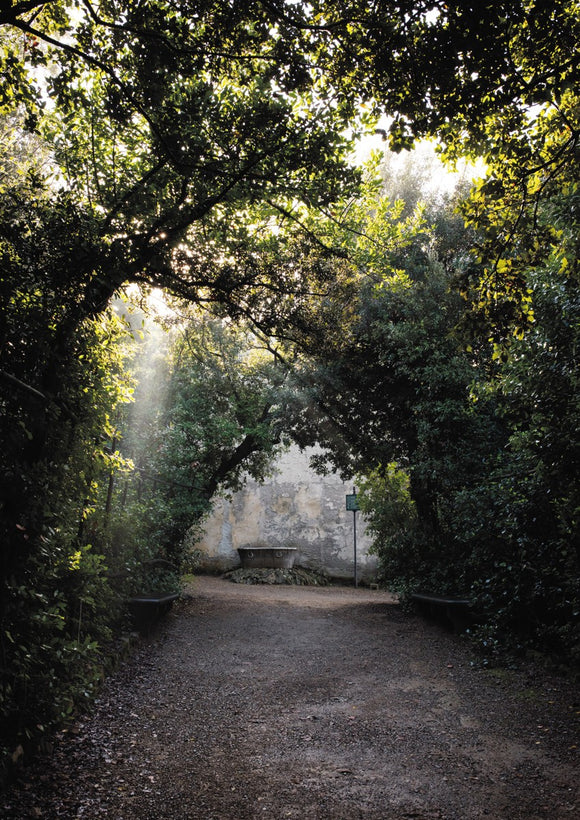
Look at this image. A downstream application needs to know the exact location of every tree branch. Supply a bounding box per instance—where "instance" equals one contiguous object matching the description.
[9,19,179,165]
[265,200,347,257]
[0,2,50,24]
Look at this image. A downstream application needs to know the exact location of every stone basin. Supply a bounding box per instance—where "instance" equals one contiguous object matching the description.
[237,546,297,569]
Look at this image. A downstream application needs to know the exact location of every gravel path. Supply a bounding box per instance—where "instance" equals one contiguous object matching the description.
[2,576,579,819]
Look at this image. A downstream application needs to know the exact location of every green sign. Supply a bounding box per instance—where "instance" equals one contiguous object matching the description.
[346,493,359,512]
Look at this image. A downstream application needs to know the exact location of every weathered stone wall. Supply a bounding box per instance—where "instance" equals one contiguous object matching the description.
[194,446,378,582]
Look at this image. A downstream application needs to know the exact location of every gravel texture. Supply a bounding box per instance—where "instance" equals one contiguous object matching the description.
[2,575,579,819]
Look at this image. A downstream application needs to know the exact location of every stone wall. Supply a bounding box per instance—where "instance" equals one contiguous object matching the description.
[193,446,378,583]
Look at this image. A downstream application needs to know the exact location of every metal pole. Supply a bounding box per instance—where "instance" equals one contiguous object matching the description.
[353,486,358,588]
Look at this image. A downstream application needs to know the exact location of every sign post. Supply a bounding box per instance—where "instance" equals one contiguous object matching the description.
[345,487,359,588]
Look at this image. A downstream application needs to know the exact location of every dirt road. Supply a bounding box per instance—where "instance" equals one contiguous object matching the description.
[2,576,579,819]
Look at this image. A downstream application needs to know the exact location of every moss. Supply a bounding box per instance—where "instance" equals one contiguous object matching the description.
[223,567,331,586]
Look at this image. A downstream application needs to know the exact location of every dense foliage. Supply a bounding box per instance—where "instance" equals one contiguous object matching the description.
[0,180,134,759]
[289,167,579,665]
[107,313,294,570]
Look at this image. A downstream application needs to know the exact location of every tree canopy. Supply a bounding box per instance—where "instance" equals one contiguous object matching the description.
[3,1,577,327]
[2,0,367,335]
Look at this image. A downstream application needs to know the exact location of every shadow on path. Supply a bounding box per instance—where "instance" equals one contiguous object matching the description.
[2,576,579,819]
